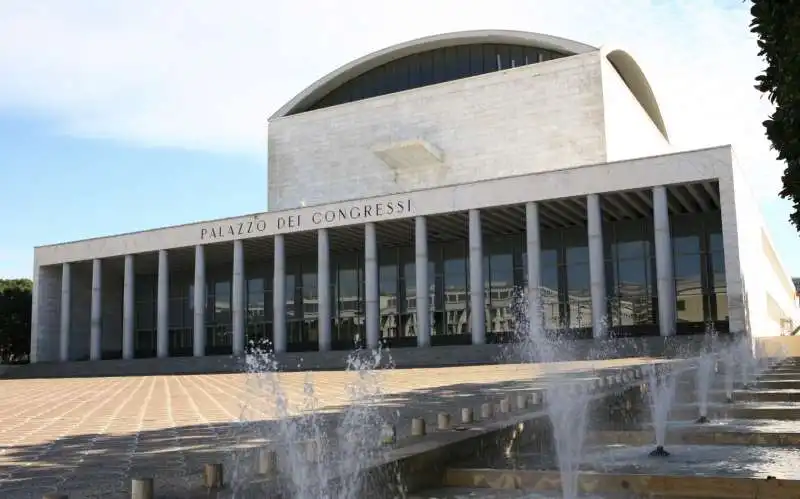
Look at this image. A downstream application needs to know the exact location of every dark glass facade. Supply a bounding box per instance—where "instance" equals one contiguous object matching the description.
[671,212,728,333]
[297,44,568,114]
[131,210,728,357]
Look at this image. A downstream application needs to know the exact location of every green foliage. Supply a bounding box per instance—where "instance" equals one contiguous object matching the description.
[750,0,800,230]
[0,279,32,363]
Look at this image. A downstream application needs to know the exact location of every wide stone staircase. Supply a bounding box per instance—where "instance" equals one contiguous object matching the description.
[410,356,800,498]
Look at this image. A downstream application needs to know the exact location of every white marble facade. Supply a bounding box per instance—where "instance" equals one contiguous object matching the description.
[29,30,799,363]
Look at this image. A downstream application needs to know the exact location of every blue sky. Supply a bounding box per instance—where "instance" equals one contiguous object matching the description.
[0,0,798,279]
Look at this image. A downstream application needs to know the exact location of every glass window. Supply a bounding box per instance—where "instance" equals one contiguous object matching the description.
[247,278,265,323]
[673,235,700,255]
[379,252,399,339]
[443,242,468,335]
[336,255,363,344]
[674,254,702,294]
[214,281,231,325]
[301,43,568,114]
[616,259,649,296]
[711,251,726,291]
[709,232,724,253]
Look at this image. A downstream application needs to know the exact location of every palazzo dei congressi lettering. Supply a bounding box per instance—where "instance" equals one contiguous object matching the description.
[29,29,800,365]
[200,199,413,241]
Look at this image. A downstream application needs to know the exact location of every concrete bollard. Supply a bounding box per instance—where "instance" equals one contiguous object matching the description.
[516,394,528,410]
[499,397,511,413]
[380,423,397,445]
[437,412,451,430]
[131,478,154,499]
[203,463,224,489]
[530,392,540,405]
[480,402,493,419]
[411,417,426,436]
[258,448,277,475]
[461,407,474,424]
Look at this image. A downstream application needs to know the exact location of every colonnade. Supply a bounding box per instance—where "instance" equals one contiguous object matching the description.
[54,188,675,361]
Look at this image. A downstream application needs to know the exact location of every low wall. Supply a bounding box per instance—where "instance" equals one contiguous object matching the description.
[2,334,715,380]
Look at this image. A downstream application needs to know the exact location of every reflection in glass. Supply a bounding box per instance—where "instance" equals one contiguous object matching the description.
[671,214,727,327]
[336,256,363,345]
[301,270,318,344]
[487,248,514,335]
[379,250,399,339]
[443,242,468,335]
[540,249,561,329]
[564,228,591,329]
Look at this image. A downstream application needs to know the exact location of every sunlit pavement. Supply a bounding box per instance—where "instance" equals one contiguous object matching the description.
[0,358,648,497]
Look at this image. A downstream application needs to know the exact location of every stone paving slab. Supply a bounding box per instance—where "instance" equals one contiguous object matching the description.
[0,358,647,498]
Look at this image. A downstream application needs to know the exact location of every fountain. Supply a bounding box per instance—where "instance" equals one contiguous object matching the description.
[643,362,676,457]
[694,353,717,423]
[723,347,735,403]
[239,339,394,498]
[515,289,595,499]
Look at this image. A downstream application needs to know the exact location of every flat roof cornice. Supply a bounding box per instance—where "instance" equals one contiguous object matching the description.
[34,146,732,266]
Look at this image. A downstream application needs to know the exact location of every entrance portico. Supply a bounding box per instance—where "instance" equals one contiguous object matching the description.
[30,147,738,363]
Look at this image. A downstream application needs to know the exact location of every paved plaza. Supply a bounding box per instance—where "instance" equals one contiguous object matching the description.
[0,358,647,498]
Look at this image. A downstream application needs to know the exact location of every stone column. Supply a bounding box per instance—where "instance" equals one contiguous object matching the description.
[90,258,102,361]
[318,228,332,351]
[653,186,676,336]
[60,263,71,362]
[587,194,607,338]
[232,239,245,356]
[273,234,287,353]
[364,222,379,349]
[468,209,485,345]
[415,216,430,347]
[526,202,542,333]
[122,255,135,360]
[193,245,206,357]
[156,249,169,358]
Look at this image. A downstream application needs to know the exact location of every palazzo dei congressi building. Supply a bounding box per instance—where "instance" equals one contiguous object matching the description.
[29,30,800,363]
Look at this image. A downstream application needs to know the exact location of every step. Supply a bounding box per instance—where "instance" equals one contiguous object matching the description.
[734,389,800,403]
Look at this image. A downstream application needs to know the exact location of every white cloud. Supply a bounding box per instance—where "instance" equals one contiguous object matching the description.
[0,0,786,199]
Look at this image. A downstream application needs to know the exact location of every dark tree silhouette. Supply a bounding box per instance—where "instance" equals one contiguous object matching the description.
[0,279,32,363]
[751,0,800,230]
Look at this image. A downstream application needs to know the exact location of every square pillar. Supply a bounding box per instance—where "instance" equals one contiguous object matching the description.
[59,263,71,362]
[156,249,169,358]
[232,239,245,356]
[468,209,485,345]
[273,234,287,353]
[122,255,135,360]
[525,202,542,334]
[193,245,206,357]
[653,186,676,336]
[364,222,379,349]
[415,216,430,347]
[90,258,102,361]
[587,194,607,338]
[318,228,332,351]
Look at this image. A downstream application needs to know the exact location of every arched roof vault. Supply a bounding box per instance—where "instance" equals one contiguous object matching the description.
[270,30,668,141]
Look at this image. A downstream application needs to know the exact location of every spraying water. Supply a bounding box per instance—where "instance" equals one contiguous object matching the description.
[723,346,735,403]
[238,340,394,498]
[515,286,594,499]
[643,363,676,457]
[694,354,715,423]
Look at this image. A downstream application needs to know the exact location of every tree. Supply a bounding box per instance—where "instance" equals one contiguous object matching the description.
[750,0,800,230]
[0,279,32,363]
